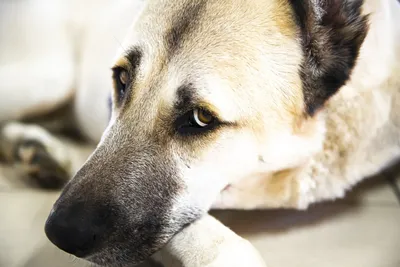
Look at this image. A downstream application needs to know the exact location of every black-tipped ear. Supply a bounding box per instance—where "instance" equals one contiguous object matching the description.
[288,0,369,116]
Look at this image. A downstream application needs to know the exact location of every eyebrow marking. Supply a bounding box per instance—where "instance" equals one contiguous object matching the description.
[174,84,221,119]
[174,84,197,112]
[125,46,142,70]
[165,1,207,59]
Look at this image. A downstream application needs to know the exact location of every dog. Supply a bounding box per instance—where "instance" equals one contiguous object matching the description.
[1,0,400,266]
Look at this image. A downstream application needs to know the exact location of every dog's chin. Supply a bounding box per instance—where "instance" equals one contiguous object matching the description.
[77,208,202,267]
[83,236,169,267]
[85,251,145,267]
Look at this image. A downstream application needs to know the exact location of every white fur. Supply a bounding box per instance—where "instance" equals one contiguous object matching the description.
[154,214,266,267]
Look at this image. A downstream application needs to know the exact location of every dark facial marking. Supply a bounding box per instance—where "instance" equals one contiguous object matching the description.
[288,0,368,116]
[45,137,201,266]
[172,85,235,137]
[126,46,143,69]
[174,84,198,112]
[165,1,207,58]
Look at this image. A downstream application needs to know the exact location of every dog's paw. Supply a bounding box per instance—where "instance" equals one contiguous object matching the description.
[13,138,69,189]
[203,238,266,267]
[0,122,71,189]
[155,214,267,267]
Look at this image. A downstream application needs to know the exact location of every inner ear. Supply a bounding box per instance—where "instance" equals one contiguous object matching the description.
[289,0,369,116]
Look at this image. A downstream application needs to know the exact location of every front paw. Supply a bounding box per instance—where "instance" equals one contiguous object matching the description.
[154,214,267,267]
[0,122,70,189]
[13,138,69,189]
[203,237,267,267]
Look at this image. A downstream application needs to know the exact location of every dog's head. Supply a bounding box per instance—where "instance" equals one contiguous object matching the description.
[45,0,368,266]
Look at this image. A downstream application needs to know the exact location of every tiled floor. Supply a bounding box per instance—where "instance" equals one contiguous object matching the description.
[0,164,399,267]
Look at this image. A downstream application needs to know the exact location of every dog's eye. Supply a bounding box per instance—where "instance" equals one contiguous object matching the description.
[113,67,129,103]
[192,108,214,127]
[175,108,218,135]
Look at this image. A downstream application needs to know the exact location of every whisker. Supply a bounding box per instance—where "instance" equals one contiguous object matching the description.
[113,35,128,55]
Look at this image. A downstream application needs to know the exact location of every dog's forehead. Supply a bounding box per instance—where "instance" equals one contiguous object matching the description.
[115,0,303,124]
[122,0,298,59]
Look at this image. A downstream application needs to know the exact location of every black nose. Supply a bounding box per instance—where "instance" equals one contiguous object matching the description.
[44,202,110,257]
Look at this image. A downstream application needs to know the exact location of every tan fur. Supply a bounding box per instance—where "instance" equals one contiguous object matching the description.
[213,0,400,210]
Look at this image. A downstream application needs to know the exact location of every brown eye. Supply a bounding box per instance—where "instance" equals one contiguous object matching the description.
[175,107,221,135]
[118,69,128,97]
[193,108,214,127]
[119,70,128,86]
[113,67,129,103]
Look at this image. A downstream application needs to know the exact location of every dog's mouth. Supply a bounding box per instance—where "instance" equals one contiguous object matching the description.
[84,252,136,267]
[84,251,136,267]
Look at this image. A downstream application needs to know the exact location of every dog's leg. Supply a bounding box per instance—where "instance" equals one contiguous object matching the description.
[153,214,267,267]
[0,122,94,189]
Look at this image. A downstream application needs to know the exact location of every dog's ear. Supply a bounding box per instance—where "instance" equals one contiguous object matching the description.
[289,0,369,116]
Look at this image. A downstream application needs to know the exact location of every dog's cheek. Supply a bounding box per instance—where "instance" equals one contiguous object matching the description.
[175,132,264,211]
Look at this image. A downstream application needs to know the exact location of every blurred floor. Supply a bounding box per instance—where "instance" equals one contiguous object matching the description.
[1,164,399,267]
